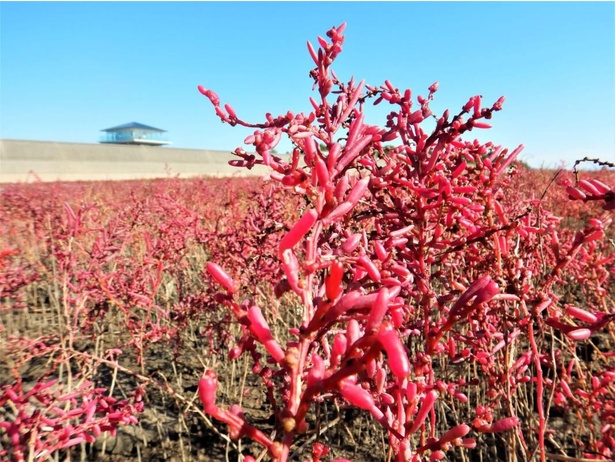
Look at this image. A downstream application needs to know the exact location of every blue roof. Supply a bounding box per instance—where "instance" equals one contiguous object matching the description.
[101,122,166,132]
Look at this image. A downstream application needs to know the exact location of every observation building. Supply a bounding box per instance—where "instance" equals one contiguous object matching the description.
[100,122,171,146]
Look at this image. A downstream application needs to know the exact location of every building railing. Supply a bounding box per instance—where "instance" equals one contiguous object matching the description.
[100,130,169,144]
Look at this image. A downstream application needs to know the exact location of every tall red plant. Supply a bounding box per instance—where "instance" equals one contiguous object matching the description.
[198,23,614,462]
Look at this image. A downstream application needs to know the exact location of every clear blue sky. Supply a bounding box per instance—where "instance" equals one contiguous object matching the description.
[1,2,613,168]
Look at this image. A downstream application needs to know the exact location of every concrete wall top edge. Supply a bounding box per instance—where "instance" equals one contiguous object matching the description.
[0,139,249,162]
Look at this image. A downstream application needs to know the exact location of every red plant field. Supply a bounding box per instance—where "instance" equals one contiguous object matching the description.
[1,23,614,462]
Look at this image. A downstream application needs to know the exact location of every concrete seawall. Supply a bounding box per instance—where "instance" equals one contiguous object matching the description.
[0,139,272,183]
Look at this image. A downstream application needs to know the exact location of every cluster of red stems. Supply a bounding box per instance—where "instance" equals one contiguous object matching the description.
[197,23,615,461]
[1,376,143,461]
[0,177,264,461]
